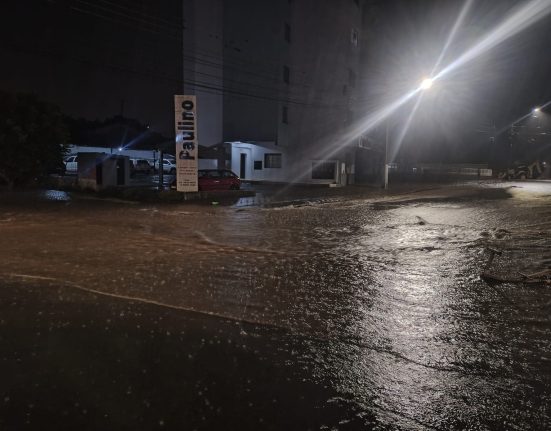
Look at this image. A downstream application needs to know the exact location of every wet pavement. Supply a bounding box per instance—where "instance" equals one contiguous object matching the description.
[0,181,550,430]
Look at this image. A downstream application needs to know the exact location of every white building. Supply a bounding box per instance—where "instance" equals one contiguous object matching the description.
[229,141,350,185]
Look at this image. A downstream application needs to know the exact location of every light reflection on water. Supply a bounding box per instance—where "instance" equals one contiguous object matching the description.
[42,190,71,201]
[2,189,550,428]
[310,201,551,428]
[209,199,551,428]
[337,205,477,427]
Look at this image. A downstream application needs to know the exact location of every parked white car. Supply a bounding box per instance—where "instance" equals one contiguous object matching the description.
[154,159,177,174]
[64,155,78,174]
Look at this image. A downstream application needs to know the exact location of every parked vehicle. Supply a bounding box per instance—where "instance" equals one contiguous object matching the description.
[199,169,241,190]
[514,161,543,179]
[170,169,241,191]
[500,161,543,180]
[64,155,78,174]
[130,159,152,175]
[154,159,177,174]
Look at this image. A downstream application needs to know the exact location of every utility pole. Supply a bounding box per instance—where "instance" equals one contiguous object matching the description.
[158,150,164,190]
[508,125,514,169]
[384,119,389,189]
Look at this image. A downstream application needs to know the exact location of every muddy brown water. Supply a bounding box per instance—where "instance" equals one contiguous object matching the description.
[1,182,550,429]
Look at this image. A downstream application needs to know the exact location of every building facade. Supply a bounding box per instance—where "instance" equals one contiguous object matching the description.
[184,0,364,184]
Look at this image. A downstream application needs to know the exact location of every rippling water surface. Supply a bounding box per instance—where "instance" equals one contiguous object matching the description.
[1,184,550,429]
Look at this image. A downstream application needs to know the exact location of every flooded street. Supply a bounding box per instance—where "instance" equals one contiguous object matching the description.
[1,182,550,429]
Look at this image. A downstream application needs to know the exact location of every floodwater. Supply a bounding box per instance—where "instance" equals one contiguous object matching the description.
[1,182,550,429]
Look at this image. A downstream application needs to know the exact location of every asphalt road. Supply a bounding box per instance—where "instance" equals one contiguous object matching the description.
[1,277,367,431]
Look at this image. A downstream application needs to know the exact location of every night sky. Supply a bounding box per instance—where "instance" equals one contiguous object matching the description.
[363,0,551,164]
[0,0,182,136]
[2,0,551,164]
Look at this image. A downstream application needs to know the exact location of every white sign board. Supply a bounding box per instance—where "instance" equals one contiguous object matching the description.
[174,95,198,192]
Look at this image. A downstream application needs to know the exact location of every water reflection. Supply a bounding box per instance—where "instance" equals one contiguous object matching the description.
[42,189,71,202]
[1,188,550,428]
[337,206,465,427]
[312,201,551,428]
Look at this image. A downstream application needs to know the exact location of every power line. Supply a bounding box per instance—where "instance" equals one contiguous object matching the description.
[57,0,363,104]
[63,0,315,95]
[55,0,348,102]
[13,0,363,108]
[184,54,315,94]
[62,0,359,88]
[3,42,182,84]
[183,67,339,106]
[75,0,178,32]
[65,0,182,41]
[58,0,323,90]
[3,42,351,109]
[94,0,181,29]
[184,79,349,109]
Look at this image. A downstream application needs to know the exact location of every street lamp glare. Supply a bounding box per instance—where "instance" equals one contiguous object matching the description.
[420,78,433,90]
[533,107,540,113]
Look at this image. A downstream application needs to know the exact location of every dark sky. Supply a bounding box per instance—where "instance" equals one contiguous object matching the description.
[2,0,551,163]
[0,0,182,136]
[363,0,551,164]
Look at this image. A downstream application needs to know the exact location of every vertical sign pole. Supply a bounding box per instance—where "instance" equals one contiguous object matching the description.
[384,119,389,190]
[174,95,199,192]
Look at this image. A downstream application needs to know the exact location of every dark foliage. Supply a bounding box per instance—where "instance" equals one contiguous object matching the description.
[0,91,69,188]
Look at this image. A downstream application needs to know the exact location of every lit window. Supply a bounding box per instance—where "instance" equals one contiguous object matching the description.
[265,153,282,168]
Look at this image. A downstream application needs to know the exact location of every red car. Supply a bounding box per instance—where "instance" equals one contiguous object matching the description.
[171,169,241,191]
[198,169,241,191]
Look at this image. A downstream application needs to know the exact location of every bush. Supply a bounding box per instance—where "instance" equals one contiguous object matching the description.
[0,91,69,188]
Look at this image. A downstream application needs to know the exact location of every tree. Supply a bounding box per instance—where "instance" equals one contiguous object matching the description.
[0,91,69,188]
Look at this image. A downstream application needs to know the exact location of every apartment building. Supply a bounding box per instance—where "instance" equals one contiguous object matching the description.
[184,0,364,184]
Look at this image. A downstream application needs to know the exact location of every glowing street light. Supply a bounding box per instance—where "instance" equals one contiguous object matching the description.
[533,107,540,113]
[420,78,433,90]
